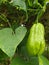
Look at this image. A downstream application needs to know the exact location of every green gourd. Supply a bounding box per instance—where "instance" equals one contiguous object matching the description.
[26,23,45,55]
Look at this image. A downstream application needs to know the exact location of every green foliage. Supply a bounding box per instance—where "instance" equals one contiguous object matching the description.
[10,55,49,65]
[10,55,39,65]
[0,0,7,4]
[10,55,29,65]
[10,0,27,12]
[0,0,49,65]
[0,26,27,57]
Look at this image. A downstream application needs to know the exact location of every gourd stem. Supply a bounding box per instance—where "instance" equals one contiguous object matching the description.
[35,17,38,24]
[35,4,46,23]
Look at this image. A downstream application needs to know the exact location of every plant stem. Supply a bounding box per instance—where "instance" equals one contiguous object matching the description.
[35,4,46,23]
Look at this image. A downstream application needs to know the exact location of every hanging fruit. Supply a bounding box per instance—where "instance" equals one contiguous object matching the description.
[26,23,45,56]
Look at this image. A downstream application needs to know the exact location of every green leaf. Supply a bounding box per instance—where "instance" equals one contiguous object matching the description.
[10,55,29,65]
[0,26,27,57]
[39,55,49,65]
[0,0,7,4]
[10,0,27,12]
[29,56,39,65]
[10,55,49,65]
[10,55,39,65]
[28,0,38,6]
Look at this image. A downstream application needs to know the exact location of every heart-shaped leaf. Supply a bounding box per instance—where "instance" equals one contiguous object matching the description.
[0,26,27,57]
